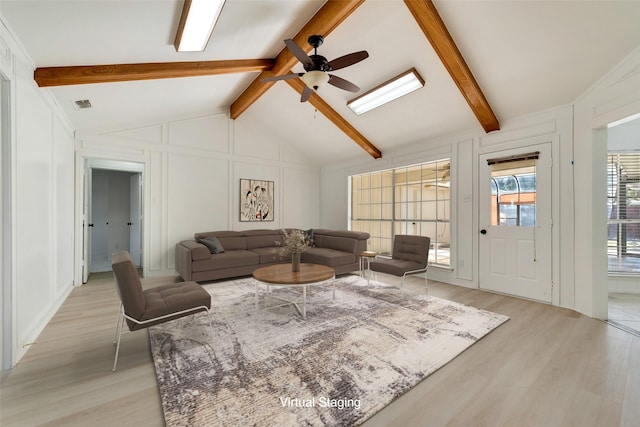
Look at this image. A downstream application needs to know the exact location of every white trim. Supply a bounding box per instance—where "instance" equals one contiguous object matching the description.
[1,76,11,371]
[74,155,149,286]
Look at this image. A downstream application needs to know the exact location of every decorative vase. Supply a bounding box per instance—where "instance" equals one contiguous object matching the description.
[291,252,301,272]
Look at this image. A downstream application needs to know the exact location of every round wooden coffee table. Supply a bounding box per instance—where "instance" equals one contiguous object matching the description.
[253,263,335,320]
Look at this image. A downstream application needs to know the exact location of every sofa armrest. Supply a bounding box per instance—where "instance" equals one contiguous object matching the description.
[313,229,370,255]
[175,240,209,281]
[180,240,210,260]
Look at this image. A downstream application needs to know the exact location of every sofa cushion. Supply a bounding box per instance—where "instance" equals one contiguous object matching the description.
[133,281,211,330]
[250,247,285,264]
[302,247,355,267]
[313,229,370,240]
[195,231,247,250]
[197,237,225,254]
[369,258,424,277]
[244,229,284,249]
[392,235,430,266]
[313,234,357,253]
[191,250,259,272]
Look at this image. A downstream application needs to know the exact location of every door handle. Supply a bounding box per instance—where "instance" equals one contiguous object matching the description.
[480,229,487,235]
[127,222,132,226]
[88,223,94,227]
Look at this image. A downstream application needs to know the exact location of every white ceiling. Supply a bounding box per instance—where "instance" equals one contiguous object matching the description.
[2,0,640,166]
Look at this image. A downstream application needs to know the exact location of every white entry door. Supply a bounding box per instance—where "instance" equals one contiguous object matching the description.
[479,144,552,302]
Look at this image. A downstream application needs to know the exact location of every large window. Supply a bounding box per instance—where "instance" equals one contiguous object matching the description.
[607,153,640,273]
[350,159,450,267]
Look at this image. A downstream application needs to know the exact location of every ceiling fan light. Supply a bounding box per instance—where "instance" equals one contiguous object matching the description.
[174,0,226,52]
[347,68,424,115]
[301,70,330,90]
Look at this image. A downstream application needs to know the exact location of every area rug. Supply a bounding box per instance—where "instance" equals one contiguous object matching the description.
[148,275,509,426]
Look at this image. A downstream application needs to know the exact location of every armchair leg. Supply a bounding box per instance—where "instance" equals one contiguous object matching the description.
[113,304,123,344]
[113,308,124,371]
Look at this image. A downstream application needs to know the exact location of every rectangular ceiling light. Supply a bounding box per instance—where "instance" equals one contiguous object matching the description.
[347,68,425,115]
[174,0,226,52]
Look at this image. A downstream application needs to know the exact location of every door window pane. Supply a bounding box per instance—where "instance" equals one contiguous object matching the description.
[490,162,537,227]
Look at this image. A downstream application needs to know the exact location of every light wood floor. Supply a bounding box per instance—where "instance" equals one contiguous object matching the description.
[609,293,640,335]
[1,273,639,427]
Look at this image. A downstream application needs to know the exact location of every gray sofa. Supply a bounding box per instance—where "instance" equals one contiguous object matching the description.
[175,229,370,282]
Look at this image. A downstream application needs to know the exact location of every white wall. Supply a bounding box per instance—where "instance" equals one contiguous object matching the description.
[321,106,575,309]
[0,75,9,372]
[75,111,321,277]
[608,118,640,151]
[1,20,75,367]
[574,46,640,316]
[321,46,640,318]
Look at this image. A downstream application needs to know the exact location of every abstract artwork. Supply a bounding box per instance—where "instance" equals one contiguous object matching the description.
[240,179,274,222]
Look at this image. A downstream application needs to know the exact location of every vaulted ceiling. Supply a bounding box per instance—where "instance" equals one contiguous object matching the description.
[3,0,640,165]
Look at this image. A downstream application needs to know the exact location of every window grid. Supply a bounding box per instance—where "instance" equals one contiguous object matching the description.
[350,159,451,267]
[607,153,640,274]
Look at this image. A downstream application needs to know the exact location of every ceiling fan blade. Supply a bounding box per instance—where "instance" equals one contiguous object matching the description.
[327,74,360,92]
[300,85,313,102]
[284,39,314,69]
[260,73,303,82]
[326,51,369,71]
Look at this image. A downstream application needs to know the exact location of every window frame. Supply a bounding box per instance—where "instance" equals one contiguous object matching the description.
[349,159,451,268]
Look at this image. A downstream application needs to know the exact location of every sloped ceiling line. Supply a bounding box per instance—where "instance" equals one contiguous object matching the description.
[286,77,382,159]
[227,0,383,160]
[31,0,500,160]
[404,0,500,133]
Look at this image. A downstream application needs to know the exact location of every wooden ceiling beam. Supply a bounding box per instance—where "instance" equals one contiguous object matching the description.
[404,0,500,133]
[34,59,274,87]
[229,0,365,120]
[285,78,381,159]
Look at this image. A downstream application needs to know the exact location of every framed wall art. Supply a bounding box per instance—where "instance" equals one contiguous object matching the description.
[240,179,274,222]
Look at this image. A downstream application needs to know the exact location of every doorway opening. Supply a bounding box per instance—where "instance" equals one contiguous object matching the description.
[83,159,144,282]
[606,114,640,336]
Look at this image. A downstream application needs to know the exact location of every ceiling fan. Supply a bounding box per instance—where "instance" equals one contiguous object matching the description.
[260,35,369,102]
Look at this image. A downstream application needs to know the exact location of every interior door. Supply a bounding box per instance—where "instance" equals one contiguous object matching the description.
[129,173,142,267]
[82,161,90,283]
[90,170,109,273]
[479,144,552,302]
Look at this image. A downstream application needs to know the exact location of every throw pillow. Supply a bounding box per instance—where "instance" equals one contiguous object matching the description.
[197,237,225,254]
[304,228,315,247]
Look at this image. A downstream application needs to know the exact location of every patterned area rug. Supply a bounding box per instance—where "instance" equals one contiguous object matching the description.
[149,275,509,426]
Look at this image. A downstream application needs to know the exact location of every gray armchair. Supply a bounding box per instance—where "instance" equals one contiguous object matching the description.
[111,251,213,371]
[369,235,430,293]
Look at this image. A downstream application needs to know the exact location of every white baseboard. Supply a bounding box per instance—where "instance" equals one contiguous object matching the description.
[12,282,74,367]
[608,275,640,294]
